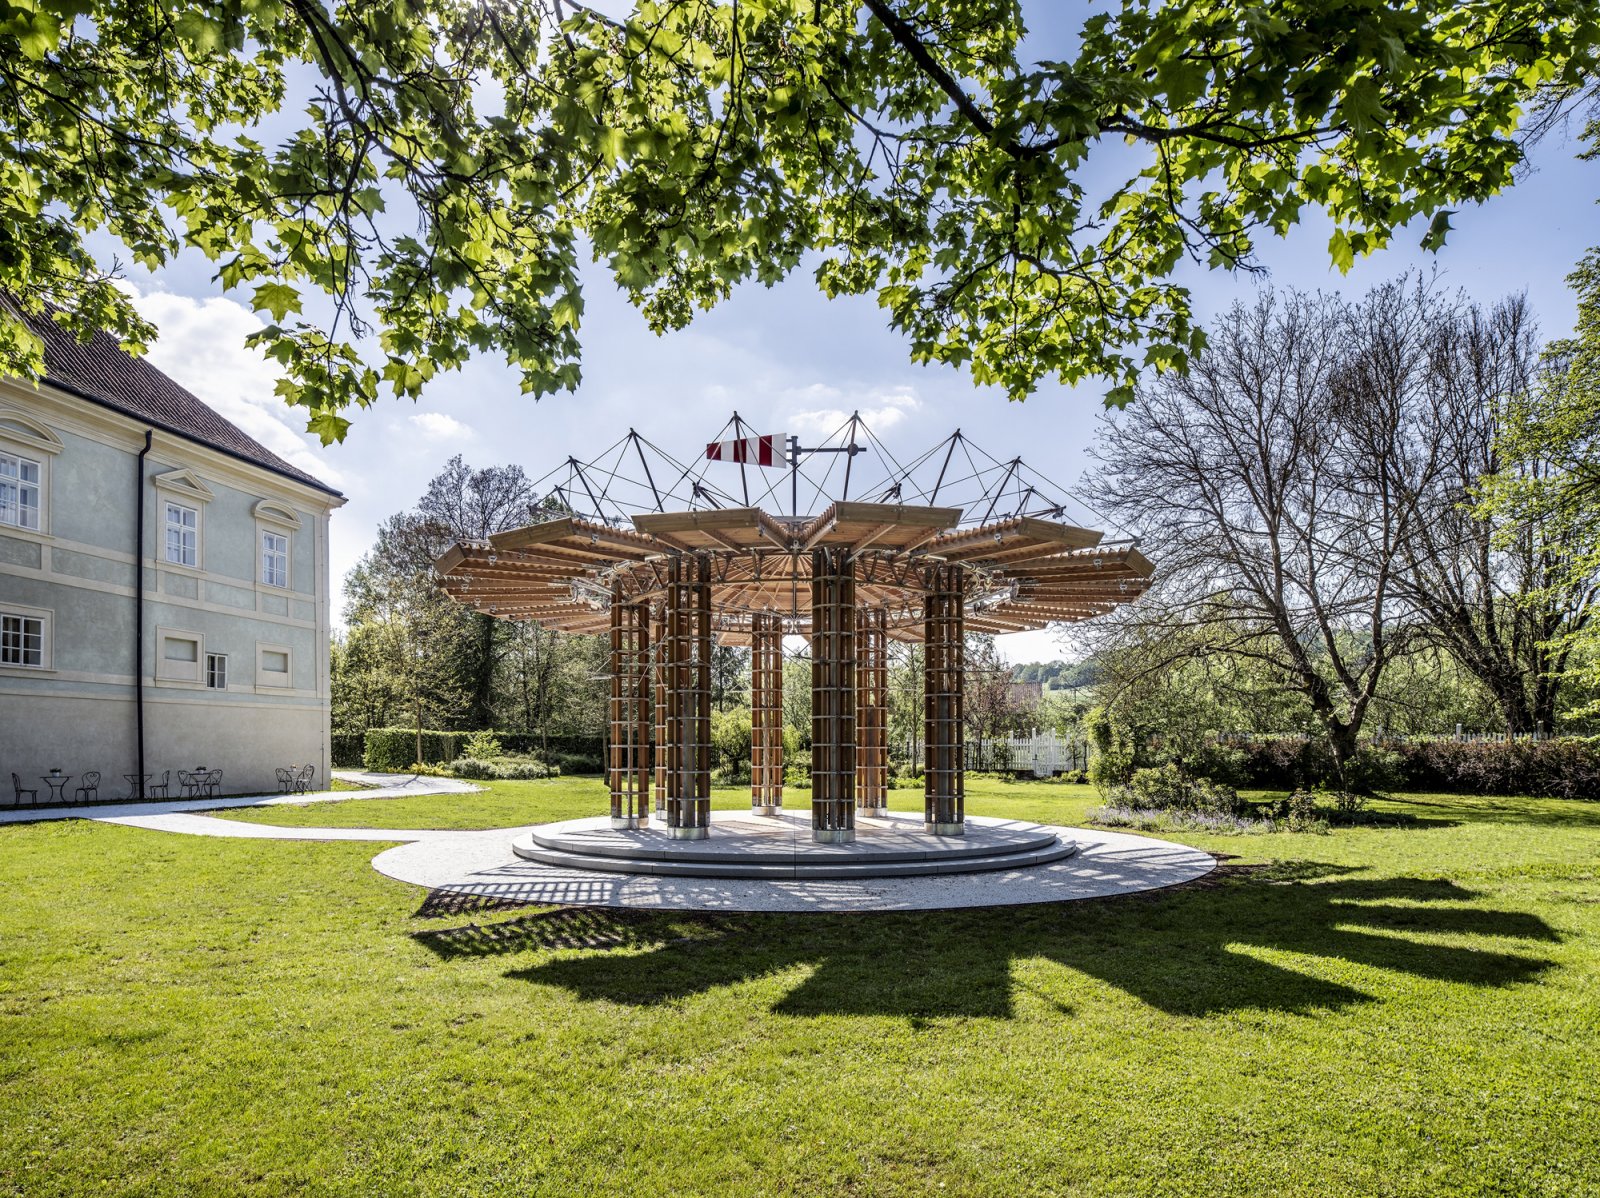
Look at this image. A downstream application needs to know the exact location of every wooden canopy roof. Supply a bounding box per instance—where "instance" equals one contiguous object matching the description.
[434,503,1151,640]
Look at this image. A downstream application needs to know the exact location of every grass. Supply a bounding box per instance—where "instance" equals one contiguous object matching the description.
[2,777,1597,1197]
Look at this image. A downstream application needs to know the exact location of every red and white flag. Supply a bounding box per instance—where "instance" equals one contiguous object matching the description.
[706,433,784,466]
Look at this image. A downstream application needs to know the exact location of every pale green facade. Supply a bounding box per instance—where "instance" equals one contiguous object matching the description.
[0,376,343,801]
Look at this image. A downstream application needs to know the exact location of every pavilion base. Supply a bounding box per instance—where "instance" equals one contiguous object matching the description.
[925,821,966,836]
[668,825,710,841]
[609,816,646,831]
[511,809,1076,880]
[751,804,782,817]
[857,805,889,819]
[813,827,856,844]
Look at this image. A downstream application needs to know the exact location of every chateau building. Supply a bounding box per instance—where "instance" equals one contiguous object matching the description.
[0,313,344,801]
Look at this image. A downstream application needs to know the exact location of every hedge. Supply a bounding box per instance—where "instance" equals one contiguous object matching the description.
[348,728,606,773]
[330,732,365,769]
[363,728,461,772]
[1223,736,1600,800]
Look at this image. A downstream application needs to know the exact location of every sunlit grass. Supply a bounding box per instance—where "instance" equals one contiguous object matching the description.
[2,778,1596,1196]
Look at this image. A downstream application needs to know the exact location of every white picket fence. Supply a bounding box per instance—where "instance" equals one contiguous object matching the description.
[899,729,1088,776]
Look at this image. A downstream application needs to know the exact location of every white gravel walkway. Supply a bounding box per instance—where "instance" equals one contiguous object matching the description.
[0,771,479,829]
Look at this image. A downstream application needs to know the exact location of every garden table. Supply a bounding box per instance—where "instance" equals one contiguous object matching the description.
[122,773,151,800]
[40,774,72,804]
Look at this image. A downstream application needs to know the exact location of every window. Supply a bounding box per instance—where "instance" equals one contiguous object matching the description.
[157,630,202,683]
[205,652,228,690]
[260,530,288,587]
[258,645,291,688]
[165,502,198,567]
[0,613,44,667]
[0,451,41,531]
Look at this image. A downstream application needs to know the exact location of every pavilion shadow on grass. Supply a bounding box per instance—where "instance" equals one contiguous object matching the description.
[433,417,1152,843]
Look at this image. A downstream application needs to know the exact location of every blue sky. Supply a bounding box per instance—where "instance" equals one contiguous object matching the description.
[98,18,1600,663]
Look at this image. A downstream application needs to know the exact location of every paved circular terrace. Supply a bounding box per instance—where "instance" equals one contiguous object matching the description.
[373,821,1214,913]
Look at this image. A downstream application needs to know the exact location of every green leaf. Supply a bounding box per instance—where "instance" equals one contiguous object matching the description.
[252,283,302,323]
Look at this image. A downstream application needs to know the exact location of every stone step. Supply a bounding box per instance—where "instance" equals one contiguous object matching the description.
[526,821,1061,867]
[510,833,1079,880]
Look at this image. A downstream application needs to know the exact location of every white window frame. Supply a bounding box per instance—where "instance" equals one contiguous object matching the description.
[0,409,61,537]
[260,529,289,588]
[164,501,200,569]
[156,627,204,684]
[256,642,292,689]
[205,652,228,690]
[0,449,43,532]
[0,605,51,671]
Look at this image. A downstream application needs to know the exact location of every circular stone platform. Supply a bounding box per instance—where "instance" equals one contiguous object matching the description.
[513,809,1078,879]
[371,822,1215,913]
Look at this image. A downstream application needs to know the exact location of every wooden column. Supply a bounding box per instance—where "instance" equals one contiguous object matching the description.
[664,555,712,839]
[606,584,651,829]
[810,548,856,843]
[750,611,784,815]
[923,564,965,835]
[652,606,667,816]
[855,605,888,816]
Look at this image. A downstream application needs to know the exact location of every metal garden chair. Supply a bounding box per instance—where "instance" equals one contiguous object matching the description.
[74,771,100,802]
[11,773,37,807]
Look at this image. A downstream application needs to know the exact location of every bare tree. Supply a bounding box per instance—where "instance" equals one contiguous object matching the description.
[1345,283,1596,733]
[1088,288,1420,775]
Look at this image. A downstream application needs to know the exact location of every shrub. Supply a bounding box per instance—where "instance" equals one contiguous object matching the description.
[447,755,557,781]
[711,709,753,781]
[1087,804,1277,835]
[1056,768,1089,786]
[784,749,812,788]
[1111,764,1243,816]
[363,728,459,772]
[1319,786,1369,816]
[1258,788,1330,832]
[1085,706,1136,793]
[550,752,604,776]
[1186,742,1250,788]
[1343,746,1403,794]
[461,730,504,760]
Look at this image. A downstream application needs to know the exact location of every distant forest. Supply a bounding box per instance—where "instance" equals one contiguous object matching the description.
[1010,660,1100,690]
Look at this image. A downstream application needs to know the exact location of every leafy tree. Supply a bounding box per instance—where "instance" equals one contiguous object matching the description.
[4,0,1594,436]
[1484,249,1600,720]
[340,455,560,730]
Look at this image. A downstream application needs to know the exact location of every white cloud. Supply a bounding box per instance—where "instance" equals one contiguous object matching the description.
[783,383,921,439]
[123,286,347,488]
[409,411,474,440]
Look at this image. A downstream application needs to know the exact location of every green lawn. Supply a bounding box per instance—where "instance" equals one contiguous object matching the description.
[2,778,1597,1196]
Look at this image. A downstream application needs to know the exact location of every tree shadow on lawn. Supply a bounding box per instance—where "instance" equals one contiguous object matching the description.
[415,864,1561,1021]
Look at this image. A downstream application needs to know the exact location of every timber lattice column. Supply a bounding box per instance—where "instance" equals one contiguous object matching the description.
[652,606,667,816]
[855,605,888,816]
[810,548,856,843]
[923,564,966,835]
[750,611,784,815]
[606,584,651,829]
[664,555,712,839]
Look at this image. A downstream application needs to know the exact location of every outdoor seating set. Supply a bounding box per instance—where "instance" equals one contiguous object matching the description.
[275,765,317,795]
[6,767,227,807]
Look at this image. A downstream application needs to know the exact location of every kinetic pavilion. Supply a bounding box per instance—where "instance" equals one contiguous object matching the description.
[433,416,1152,868]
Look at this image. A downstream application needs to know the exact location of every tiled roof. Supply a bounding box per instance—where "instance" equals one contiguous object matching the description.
[20,309,342,497]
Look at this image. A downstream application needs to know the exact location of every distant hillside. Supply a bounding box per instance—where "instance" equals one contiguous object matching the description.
[1010,659,1100,691]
